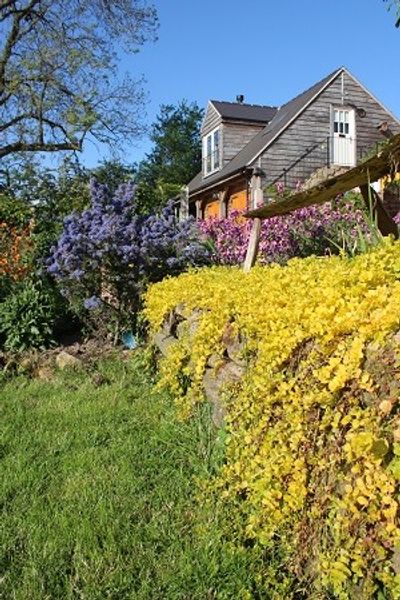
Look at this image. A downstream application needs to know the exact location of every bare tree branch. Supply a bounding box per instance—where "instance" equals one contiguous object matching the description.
[0,0,157,159]
[0,0,42,91]
[0,140,82,159]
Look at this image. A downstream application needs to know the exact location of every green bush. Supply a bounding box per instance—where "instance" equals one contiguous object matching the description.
[0,192,32,228]
[0,278,59,351]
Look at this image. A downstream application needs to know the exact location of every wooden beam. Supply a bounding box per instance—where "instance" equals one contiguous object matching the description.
[218,190,227,218]
[179,185,189,221]
[243,218,261,272]
[245,134,400,220]
[195,199,202,220]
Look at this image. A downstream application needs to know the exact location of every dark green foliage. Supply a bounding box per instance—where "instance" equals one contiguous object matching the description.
[90,159,136,194]
[0,159,88,351]
[1,158,91,259]
[0,193,32,228]
[136,100,203,213]
[0,277,65,351]
[0,355,267,598]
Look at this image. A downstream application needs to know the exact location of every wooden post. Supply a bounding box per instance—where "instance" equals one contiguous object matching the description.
[218,190,227,217]
[250,167,265,210]
[243,218,261,272]
[359,184,399,239]
[179,185,189,221]
[195,199,202,221]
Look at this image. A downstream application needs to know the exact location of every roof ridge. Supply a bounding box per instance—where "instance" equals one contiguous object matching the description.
[211,99,277,109]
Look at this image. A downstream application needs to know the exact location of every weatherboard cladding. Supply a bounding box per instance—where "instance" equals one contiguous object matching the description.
[259,70,400,186]
[189,68,344,195]
[201,102,222,136]
[222,122,265,165]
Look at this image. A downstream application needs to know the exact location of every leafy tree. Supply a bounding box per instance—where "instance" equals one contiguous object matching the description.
[0,157,90,263]
[0,192,32,228]
[384,0,400,26]
[0,156,139,259]
[0,0,158,159]
[136,101,203,213]
[91,159,136,195]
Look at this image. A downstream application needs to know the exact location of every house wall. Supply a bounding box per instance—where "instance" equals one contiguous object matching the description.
[202,103,222,136]
[256,72,400,189]
[191,177,249,219]
[202,104,264,173]
[221,122,264,165]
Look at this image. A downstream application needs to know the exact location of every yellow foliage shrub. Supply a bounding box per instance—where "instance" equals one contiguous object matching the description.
[144,240,400,599]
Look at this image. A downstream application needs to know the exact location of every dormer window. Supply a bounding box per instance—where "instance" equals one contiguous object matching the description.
[203,127,220,175]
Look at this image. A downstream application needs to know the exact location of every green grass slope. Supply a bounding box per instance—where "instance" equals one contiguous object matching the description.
[0,355,263,599]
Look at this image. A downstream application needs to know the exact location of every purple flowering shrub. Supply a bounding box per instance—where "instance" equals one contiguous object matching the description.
[199,197,371,266]
[47,180,210,338]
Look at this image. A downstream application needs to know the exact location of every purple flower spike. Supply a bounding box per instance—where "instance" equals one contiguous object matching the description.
[84,296,101,310]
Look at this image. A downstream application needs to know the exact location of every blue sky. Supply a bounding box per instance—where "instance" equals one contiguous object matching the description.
[82,0,400,167]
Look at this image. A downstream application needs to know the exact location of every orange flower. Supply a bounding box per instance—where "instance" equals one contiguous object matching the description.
[0,222,33,280]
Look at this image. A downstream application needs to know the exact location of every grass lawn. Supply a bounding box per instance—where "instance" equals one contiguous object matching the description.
[0,353,264,599]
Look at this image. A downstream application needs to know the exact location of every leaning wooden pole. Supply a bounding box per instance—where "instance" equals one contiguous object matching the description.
[243,218,261,272]
[359,184,399,239]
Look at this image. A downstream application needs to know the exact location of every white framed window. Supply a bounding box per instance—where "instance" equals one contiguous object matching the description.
[203,127,220,175]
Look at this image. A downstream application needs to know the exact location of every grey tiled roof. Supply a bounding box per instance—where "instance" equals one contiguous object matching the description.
[211,101,277,123]
[188,67,343,195]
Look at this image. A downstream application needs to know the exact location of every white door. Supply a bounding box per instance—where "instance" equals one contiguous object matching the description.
[332,108,356,167]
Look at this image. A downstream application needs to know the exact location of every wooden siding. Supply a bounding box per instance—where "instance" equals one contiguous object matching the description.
[256,72,400,188]
[222,122,264,165]
[201,102,222,136]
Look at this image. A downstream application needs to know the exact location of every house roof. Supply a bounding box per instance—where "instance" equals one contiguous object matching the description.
[189,67,344,196]
[210,100,277,124]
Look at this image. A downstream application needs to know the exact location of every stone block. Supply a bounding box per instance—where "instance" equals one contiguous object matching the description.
[202,361,245,427]
[55,351,82,370]
[152,332,176,356]
[221,323,246,366]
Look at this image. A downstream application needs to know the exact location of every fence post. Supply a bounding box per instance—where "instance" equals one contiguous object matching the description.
[243,218,261,272]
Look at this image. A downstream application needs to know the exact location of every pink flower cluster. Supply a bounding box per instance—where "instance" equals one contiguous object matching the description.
[198,200,370,266]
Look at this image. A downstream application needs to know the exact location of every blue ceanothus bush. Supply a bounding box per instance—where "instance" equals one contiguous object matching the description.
[47,180,210,340]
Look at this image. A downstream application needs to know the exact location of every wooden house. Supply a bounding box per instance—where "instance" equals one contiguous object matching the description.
[187,67,400,219]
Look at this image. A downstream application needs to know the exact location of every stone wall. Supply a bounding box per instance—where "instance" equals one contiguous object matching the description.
[151,306,247,426]
[383,182,400,219]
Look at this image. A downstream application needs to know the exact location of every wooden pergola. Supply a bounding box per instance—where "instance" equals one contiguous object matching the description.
[243,133,400,271]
